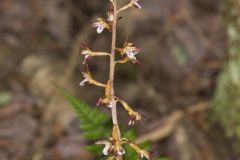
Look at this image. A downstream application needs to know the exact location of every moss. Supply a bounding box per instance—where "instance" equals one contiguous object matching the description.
[213,0,240,154]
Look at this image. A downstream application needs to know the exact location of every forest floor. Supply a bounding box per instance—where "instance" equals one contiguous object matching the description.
[0,0,237,160]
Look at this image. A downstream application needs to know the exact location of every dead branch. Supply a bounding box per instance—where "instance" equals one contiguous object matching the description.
[136,101,210,144]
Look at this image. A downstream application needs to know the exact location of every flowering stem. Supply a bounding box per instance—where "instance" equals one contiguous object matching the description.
[109,0,118,125]
[109,0,122,159]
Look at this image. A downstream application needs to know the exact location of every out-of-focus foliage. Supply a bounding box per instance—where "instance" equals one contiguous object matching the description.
[0,91,12,106]
[213,0,240,153]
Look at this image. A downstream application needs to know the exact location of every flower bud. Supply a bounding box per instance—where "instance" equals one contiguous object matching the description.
[107,5,114,22]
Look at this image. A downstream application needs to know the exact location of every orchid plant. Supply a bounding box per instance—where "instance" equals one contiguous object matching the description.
[79,0,151,159]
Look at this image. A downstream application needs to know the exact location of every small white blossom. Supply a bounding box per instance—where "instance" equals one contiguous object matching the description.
[116,41,141,63]
[92,18,110,34]
[93,23,105,34]
[124,45,140,63]
[125,48,138,60]
[97,25,104,34]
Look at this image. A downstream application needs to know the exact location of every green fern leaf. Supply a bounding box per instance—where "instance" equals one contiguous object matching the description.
[56,85,111,147]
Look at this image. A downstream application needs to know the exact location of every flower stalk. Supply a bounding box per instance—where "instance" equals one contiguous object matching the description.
[79,0,151,159]
[109,0,118,126]
[109,1,122,158]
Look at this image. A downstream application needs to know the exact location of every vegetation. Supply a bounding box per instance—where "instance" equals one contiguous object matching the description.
[213,0,240,154]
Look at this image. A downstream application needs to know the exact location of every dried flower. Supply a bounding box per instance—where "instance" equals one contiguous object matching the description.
[79,69,106,87]
[129,142,151,160]
[116,98,144,125]
[80,44,110,64]
[97,80,114,108]
[97,96,112,108]
[79,71,91,86]
[92,18,111,34]
[112,125,126,156]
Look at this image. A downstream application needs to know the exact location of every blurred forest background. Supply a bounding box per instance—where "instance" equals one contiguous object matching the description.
[0,0,240,160]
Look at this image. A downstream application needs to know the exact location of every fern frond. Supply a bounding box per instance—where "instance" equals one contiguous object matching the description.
[56,85,111,140]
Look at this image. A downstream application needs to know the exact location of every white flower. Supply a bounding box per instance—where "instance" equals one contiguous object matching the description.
[125,47,139,60]
[124,43,140,61]
[97,25,105,34]
[132,0,142,9]
[116,41,140,63]
[92,22,105,34]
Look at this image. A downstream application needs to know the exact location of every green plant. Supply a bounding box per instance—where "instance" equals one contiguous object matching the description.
[213,0,240,154]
